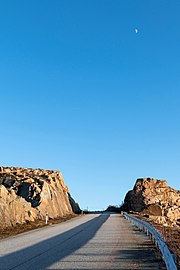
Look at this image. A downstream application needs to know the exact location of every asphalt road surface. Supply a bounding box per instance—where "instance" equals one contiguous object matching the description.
[0,213,164,270]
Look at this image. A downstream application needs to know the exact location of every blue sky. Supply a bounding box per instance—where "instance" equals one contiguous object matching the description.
[0,1,180,210]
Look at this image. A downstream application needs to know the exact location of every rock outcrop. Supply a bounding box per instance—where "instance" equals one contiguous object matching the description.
[123,178,180,227]
[0,166,81,229]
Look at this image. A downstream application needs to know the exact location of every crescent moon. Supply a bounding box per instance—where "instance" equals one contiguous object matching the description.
[135,29,138,34]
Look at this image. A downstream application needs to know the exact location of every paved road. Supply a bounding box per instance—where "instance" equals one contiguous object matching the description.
[0,213,164,270]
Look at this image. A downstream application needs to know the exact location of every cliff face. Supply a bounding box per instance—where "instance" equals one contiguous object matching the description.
[123,178,180,227]
[0,166,81,229]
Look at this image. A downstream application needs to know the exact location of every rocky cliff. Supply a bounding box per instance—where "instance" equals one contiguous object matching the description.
[0,166,81,229]
[123,178,180,227]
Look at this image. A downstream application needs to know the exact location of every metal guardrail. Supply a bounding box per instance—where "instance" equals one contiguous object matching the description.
[123,212,177,270]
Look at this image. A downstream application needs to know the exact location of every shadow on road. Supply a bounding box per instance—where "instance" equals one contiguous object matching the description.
[0,214,109,270]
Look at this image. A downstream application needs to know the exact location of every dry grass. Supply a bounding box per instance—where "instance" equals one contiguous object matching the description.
[133,214,180,270]
[150,222,180,269]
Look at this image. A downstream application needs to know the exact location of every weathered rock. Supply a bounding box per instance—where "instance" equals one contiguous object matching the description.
[123,178,180,227]
[68,194,81,214]
[0,166,81,229]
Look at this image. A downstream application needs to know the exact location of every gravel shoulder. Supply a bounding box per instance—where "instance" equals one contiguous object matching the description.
[0,214,79,239]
